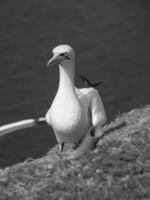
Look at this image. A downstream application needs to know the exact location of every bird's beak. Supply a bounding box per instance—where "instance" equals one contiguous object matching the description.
[47,54,65,67]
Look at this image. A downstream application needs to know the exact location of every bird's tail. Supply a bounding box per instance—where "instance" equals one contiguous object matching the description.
[0,117,46,138]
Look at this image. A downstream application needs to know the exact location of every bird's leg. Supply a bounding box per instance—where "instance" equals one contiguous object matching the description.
[54,130,64,153]
[58,143,64,153]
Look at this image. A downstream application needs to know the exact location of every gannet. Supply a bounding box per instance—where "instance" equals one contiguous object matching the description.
[0,118,45,137]
[46,44,107,158]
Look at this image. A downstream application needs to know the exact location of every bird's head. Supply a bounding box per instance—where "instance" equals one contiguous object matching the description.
[47,44,75,67]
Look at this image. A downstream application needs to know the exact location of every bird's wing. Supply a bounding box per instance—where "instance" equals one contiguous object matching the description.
[89,89,106,137]
[79,74,103,88]
[79,74,92,86]
[91,81,103,88]
[0,117,46,138]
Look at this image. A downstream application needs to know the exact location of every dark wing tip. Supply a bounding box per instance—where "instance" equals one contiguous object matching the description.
[79,74,103,88]
[91,81,103,88]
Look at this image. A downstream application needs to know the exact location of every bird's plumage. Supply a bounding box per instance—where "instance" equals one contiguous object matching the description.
[79,74,103,88]
[46,44,106,158]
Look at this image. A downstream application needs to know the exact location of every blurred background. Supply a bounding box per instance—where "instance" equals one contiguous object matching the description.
[0,0,150,167]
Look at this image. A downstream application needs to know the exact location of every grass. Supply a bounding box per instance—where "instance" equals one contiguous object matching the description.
[0,105,150,200]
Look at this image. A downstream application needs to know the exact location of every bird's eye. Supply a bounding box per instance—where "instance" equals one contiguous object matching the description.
[60,53,66,56]
[60,53,70,60]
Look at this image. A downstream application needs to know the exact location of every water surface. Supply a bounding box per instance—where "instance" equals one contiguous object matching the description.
[0,0,150,167]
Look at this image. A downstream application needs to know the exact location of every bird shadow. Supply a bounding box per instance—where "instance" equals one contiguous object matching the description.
[95,121,127,147]
[92,122,127,148]
[103,121,127,136]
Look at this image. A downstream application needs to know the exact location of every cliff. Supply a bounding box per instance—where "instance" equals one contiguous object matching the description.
[0,105,150,200]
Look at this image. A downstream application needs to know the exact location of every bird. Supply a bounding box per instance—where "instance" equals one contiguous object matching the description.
[46,44,107,158]
[0,117,45,138]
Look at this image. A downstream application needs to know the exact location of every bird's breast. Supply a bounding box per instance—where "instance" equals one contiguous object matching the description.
[46,94,90,142]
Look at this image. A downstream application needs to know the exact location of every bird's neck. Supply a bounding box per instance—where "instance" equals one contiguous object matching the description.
[58,62,75,93]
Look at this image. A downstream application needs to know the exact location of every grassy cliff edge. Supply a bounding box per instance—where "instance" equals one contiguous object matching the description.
[0,105,150,200]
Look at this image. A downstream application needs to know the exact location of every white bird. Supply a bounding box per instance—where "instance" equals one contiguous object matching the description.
[0,118,45,137]
[46,44,107,158]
